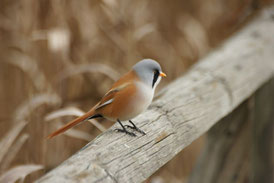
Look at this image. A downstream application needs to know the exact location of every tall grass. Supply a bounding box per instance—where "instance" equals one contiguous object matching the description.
[0,0,272,182]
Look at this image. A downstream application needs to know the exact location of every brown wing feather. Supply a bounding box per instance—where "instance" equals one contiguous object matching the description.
[94,70,139,117]
[96,83,130,110]
[111,70,139,88]
[95,82,137,120]
[95,70,138,110]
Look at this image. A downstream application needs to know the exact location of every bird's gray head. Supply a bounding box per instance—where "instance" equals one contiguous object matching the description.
[133,59,166,89]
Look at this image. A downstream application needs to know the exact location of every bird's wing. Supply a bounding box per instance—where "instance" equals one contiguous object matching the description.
[95,82,130,110]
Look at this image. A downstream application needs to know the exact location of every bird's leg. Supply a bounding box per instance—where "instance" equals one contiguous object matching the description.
[115,119,136,136]
[125,120,146,135]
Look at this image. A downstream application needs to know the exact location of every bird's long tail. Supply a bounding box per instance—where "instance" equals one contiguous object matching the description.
[47,108,98,139]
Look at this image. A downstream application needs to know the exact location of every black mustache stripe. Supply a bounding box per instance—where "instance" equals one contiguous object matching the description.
[152,70,160,88]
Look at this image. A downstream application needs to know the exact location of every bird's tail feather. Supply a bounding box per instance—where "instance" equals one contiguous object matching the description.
[47,108,98,139]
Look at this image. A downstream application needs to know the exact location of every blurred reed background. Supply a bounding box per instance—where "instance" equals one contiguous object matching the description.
[0,0,273,182]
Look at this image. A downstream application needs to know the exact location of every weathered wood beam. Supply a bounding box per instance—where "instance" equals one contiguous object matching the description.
[36,6,274,183]
[251,78,274,183]
[188,78,274,183]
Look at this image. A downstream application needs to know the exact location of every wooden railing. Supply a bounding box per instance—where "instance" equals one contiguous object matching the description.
[36,6,274,183]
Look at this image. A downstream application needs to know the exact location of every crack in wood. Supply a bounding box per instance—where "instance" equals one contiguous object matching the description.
[154,132,175,145]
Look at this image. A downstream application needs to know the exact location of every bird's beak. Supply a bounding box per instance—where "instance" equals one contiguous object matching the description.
[160,72,167,77]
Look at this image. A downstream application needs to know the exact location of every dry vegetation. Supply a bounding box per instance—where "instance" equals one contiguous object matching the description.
[0,0,272,182]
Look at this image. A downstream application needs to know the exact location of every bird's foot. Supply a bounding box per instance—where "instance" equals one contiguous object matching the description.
[115,128,136,137]
[125,125,146,135]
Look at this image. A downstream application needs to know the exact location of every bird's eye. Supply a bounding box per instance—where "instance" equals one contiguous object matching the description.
[152,70,160,88]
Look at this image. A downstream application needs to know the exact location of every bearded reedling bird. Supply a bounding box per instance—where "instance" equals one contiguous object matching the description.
[48,59,166,138]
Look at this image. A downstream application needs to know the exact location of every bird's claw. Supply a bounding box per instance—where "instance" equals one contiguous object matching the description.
[125,125,146,135]
[115,128,136,137]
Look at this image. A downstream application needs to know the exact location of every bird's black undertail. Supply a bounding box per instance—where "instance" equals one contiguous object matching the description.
[115,119,136,136]
[86,114,103,120]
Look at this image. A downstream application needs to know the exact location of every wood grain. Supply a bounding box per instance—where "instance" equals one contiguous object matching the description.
[36,6,274,183]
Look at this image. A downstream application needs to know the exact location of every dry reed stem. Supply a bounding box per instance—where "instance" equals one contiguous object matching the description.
[133,23,156,41]
[0,165,43,183]
[0,134,29,172]
[7,52,48,91]
[14,94,61,122]
[59,127,93,141]
[177,15,209,58]
[0,122,27,166]
[57,63,120,83]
